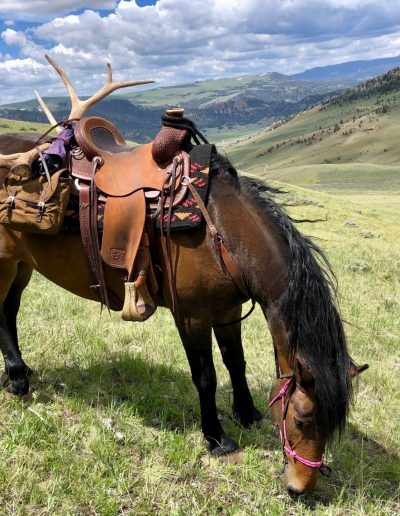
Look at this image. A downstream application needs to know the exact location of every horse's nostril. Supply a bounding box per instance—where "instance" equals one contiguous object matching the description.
[287,486,306,498]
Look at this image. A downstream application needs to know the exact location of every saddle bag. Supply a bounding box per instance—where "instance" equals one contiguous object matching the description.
[0,169,71,234]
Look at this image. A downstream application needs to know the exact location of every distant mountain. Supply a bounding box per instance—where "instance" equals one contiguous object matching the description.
[2,56,399,143]
[292,56,400,81]
[121,71,343,108]
[0,72,344,142]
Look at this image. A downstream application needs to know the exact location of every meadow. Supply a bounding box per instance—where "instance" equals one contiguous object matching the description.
[0,180,398,514]
[0,93,399,514]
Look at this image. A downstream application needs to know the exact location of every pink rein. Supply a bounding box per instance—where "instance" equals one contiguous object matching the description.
[269,377,324,469]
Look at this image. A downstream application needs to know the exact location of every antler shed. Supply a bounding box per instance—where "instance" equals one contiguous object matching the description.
[0,143,51,177]
[38,54,154,127]
[0,55,154,173]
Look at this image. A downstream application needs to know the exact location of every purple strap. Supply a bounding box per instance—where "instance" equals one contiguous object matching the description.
[269,377,324,469]
[43,123,76,163]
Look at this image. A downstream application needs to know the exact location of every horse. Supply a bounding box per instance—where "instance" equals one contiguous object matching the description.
[0,56,367,495]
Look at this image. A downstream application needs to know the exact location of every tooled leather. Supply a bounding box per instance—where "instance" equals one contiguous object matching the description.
[152,127,188,165]
[70,143,190,209]
[70,152,93,181]
[74,117,131,159]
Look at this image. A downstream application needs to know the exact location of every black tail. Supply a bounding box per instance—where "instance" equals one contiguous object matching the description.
[239,176,352,440]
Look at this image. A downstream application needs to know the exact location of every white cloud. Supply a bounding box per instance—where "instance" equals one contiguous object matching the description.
[1,0,400,102]
[0,58,54,103]
[2,28,47,61]
[0,1,117,19]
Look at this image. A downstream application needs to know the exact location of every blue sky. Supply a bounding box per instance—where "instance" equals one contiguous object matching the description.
[136,0,157,5]
[0,0,399,103]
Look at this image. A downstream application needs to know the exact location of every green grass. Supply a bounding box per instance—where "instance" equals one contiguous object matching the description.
[0,186,398,514]
[255,163,400,191]
[0,118,54,136]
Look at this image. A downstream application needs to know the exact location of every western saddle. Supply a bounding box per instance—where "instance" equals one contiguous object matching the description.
[69,110,196,321]
[0,55,250,323]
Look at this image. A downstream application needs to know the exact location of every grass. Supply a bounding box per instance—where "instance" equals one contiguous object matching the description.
[0,118,53,136]
[1,86,399,512]
[0,184,398,514]
[254,163,400,191]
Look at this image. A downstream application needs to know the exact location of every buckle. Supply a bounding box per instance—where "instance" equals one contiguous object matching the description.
[6,195,15,217]
[180,175,191,186]
[36,201,45,223]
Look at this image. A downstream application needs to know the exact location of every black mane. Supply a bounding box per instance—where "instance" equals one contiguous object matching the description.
[210,151,352,440]
[210,152,241,190]
[240,176,352,440]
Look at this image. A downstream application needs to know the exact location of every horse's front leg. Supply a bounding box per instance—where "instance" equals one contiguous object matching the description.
[175,316,239,456]
[213,306,263,427]
[0,259,33,395]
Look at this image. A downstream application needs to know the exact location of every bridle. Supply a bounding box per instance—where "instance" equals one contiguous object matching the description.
[269,376,327,471]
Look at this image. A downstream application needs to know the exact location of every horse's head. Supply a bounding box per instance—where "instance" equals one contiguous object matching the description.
[269,357,368,496]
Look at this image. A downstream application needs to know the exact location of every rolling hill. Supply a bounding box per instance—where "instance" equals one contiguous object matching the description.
[0,70,350,143]
[226,68,400,194]
[2,56,400,144]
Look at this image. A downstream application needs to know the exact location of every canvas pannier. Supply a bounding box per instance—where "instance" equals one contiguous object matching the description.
[0,169,71,234]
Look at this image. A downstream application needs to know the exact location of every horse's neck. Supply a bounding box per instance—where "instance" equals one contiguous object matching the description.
[209,178,289,304]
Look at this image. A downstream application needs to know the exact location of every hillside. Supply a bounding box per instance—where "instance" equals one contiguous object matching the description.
[121,72,340,108]
[0,71,347,143]
[0,118,54,136]
[226,68,400,192]
[2,56,400,144]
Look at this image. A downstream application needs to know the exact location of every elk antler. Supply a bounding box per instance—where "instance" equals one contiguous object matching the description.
[37,54,154,127]
[35,90,58,128]
[0,143,51,177]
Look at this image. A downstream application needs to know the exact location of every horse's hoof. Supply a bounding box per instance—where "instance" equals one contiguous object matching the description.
[2,375,29,396]
[209,433,239,456]
[233,405,263,428]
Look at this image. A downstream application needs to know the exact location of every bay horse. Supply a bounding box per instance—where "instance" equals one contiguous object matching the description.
[0,57,367,496]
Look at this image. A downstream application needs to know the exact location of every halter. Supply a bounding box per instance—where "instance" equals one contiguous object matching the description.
[269,376,325,469]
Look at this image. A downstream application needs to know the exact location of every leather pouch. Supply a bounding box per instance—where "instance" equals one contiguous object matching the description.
[0,169,71,234]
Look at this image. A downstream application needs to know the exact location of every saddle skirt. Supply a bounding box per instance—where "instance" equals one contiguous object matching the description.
[68,115,213,321]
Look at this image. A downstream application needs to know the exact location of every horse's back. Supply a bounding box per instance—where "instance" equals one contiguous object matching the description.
[0,133,41,153]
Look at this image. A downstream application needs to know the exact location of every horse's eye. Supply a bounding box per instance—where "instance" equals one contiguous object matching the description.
[293,417,304,429]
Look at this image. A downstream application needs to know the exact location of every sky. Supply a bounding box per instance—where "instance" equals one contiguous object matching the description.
[0,0,400,103]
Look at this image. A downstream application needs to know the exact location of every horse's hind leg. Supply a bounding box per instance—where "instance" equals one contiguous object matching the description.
[213,307,263,427]
[0,260,33,395]
[175,317,239,456]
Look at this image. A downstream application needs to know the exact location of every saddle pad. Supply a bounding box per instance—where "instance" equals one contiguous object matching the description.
[157,144,214,231]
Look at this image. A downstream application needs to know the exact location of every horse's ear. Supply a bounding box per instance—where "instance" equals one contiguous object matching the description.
[293,357,314,387]
[349,362,369,378]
